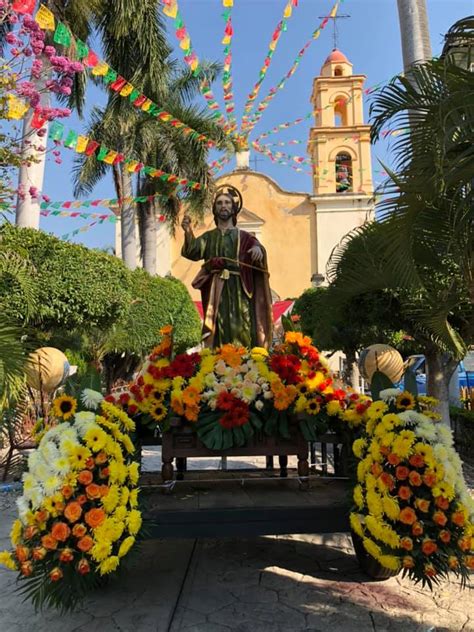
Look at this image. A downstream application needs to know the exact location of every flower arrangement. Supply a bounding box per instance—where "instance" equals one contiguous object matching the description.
[0,395,141,611]
[105,326,369,450]
[350,388,474,587]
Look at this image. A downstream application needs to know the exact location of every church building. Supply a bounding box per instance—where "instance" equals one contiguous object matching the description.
[116,48,374,304]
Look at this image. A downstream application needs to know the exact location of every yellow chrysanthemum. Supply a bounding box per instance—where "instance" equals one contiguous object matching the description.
[95,518,124,543]
[129,489,139,508]
[114,506,128,522]
[0,551,17,570]
[350,512,365,538]
[121,434,135,455]
[102,485,120,513]
[366,489,383,518]
[326,400,342,417]
[120,487,130,507]
[341,408,363,427]
[378,555,400,571]
[98,555,120,575]
[352,438,367,459]
[128,462,140,486]
[365,401,388,421]
[10,519,23,546]
[365,516,400,549]
[101,401,136,432]
[118,535,135,558]
[382,495,400,521]
[363,537,382,560]
[250,346,268,359]
[84,426,108,453]
[91,539,113,562]
[353,484,364,510]
[52,394,77,420]
[127,509,142,535]
[109,460,128,484]
[294,396,307,414]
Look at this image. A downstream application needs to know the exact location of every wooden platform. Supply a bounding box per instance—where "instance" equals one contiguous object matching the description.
[140,471,350,538]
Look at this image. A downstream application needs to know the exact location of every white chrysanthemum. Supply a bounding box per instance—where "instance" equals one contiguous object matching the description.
[81,388,104,410]
[434,443,449,463]
[27,451,41,470]
[16,497,29,523]
[435,424,454,447]
[208,398,217,410]
[74,411,97,435]
[414,423,438,442]
[39,440,60,464]
[204,373,217,387]
[58,427,79,444]
[43,422,70,443]
[242,384,258,402]
[31,461,53,484]
[379,388,402,402]
[43,474,62,496]
[255,400,264,411]
[52,455,71,477]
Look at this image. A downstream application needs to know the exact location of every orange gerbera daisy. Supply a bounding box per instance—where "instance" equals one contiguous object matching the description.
[218,344,246,368]
[182,386,201,406]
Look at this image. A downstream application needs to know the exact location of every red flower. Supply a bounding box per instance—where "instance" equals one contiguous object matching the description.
[408,471,422,487]
[395,466,410,480]
[269,354,302,385]
[433,510,448,527]
[216,391,237,411]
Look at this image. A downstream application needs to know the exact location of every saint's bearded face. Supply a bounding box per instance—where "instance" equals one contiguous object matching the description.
[213,194,236,225]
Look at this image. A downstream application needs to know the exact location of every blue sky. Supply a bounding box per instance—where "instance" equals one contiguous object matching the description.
[36,0,471,249]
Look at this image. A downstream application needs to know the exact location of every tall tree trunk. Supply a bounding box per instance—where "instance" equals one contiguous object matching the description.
[141,201,157,275]
[396,0,432,71]
[343,348,357,388]
[425,345,458,426]
[120,167,137,270]
[15,79,50,229]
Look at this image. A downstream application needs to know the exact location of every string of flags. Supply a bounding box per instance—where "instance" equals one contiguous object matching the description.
[242,0,342,137]
[221,0,237,133]
[25,4,218,148]
[39,191,174,211]
[162,0,228,130]
[47,120,203,191]
[240,0,300,130]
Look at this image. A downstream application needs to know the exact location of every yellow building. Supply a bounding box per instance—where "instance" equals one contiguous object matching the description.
[116,49,374,302]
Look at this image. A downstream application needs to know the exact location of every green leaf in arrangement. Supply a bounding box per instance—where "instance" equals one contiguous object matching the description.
[222,428,233,450]
[249,412,263,430]
[370,370,395,401]
[264,409,278,435]
[241,421,254,440]
[232,425,245,447]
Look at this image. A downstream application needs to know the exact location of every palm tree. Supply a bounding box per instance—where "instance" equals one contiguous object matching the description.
[396,0,432,71]
[325,18,474,422]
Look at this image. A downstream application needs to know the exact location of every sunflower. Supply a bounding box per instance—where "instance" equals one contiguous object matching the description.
[148,399,167,422]
[305,400,321,416]
[52,395,77,420]
[395,391,416,410]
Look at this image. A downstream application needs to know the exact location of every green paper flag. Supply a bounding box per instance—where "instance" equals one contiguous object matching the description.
[76,40,89,60]
[48,121,64,141]
[104,69,118,84]
[54,23,71,46]
[63,130,78,148]
[97,146,109,161]
[128,89,140,102]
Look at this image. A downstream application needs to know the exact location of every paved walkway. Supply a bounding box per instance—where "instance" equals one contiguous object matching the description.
[0,454,473,632]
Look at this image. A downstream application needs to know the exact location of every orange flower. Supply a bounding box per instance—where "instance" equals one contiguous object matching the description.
[457,536,471,552]
[421,539,437,556]
[439,530,451,544]
[59,548,75,563]
[409,454,425,468]
[432,510,448,527]
[84,508,106,528]
[85,457,95,470]
[77,535,94,552]
[86,483,102,500]
[32,547,47,561]
[412,521,424,537]
[34,509,49,524]
[422,470,437,487]
[99,467,109,479]
[448,555,459,569]
[78,470,93,486]
[15,546,30,563]
[398,486,412,501]
[41,534,58,550]
[395,466,409,480]
[451,511,466,527]
[20,561,33,577]
[184,404,199,422]
[51,522,71,542]
[23,525,38,540]
[182,386,201,406]
[171,395,184,416]
[402,556,415,569]
[49,567,63,582]
[399,507,417,525]
[64,502,82,523]
[99,484,110,497]
[408,471,422,487]
[400,537,413,551]
[465,555,474,570]
[61,485,74,499]
[435,496,450,510]
[379,472,395,491]
[387,453,401,466]
[423,563,437,577]
[415,498,430,513]
[95,451,108,465]
[371,463,383,477]
[77,494,88,505]
[380,445,390,456]
[77,558,90,575]
[72,523,87,538]
[218,344,246,368]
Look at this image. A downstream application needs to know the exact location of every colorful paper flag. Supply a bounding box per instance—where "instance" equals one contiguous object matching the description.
[35,4,55,30]
[11,0,35,15]
[53,22,72,46]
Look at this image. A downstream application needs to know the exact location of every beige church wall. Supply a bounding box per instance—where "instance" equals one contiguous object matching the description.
[170,171,315,301]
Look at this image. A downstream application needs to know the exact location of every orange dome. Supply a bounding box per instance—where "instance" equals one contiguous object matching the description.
[323,49,349,65]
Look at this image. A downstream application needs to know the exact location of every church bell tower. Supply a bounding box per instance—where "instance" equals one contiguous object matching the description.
[308,49,374,285]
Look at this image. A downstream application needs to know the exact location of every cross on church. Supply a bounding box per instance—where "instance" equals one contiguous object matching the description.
[250,153,264,171]
[318,11,350,50]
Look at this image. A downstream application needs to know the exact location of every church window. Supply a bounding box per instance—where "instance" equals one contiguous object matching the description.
[334,65,344,76]
[334,97,347,126]
[335,153,353,193]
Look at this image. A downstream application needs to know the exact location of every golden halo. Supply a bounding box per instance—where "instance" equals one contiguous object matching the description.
[214,185,243,213]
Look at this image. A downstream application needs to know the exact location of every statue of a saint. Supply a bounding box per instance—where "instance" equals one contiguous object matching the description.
[181,185,273,349]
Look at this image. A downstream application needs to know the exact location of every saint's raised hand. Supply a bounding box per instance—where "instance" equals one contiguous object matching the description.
[248,245,264,265]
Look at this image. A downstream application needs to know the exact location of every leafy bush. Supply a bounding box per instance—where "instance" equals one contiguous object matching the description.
[0,224,131,330]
